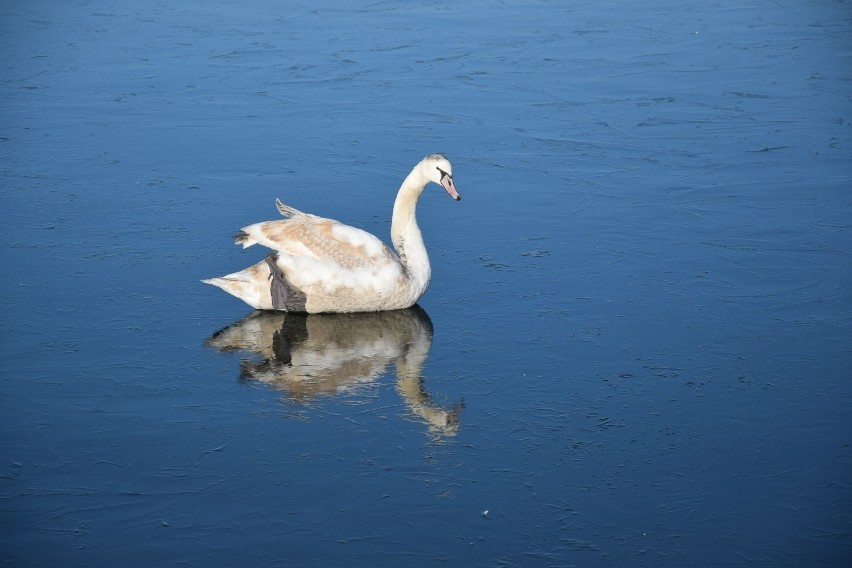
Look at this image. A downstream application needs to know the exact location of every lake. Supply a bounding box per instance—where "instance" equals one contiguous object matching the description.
[1,0,850,566]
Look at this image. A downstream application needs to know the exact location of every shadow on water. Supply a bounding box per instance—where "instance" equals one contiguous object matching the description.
[204,305,462,439]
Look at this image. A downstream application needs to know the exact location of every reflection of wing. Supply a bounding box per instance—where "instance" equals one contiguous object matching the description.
[205,307,461,437]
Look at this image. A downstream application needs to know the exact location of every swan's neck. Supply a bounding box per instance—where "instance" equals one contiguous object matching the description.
[391,167,431,296]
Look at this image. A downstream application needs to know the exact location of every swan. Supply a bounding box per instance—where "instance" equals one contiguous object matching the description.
[203,154,461,313]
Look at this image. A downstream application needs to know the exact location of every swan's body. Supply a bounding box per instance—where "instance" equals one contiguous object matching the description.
[203,154,460,313]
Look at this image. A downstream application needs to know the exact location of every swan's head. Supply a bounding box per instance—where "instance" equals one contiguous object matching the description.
[422,154,461,201]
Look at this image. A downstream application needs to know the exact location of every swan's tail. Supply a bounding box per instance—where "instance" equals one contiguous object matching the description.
[201,259,275,310]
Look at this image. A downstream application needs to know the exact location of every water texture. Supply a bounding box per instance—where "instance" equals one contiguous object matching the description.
[1,1,850,566]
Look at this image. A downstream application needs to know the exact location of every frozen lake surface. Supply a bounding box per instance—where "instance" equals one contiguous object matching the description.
[2,1,850,566]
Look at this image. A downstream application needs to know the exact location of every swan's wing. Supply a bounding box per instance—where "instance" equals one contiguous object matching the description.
[239,216,395,268]
[236,207,404,295]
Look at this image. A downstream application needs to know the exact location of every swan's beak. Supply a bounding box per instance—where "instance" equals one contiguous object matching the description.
[441,176,461,201]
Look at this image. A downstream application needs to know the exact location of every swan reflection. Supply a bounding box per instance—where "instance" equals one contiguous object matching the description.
[205,306,461,437]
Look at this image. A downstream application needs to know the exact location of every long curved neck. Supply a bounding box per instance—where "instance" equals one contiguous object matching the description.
[391,166,431,295]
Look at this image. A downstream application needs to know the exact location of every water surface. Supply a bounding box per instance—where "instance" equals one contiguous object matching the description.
[2,1,850,566]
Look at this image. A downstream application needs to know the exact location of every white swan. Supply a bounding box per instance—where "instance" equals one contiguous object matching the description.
[203,154,461,313]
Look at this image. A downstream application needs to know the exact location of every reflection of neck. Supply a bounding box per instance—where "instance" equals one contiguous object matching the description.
[391,167,431,297]
[395,333,459,437]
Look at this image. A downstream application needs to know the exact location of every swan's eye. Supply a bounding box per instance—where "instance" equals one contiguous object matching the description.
[436,167,452,180]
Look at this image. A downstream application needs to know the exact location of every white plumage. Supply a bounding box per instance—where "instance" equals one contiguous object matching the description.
[203,154,461,313]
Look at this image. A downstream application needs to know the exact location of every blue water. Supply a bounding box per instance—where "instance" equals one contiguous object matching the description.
[2,1,850,566]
